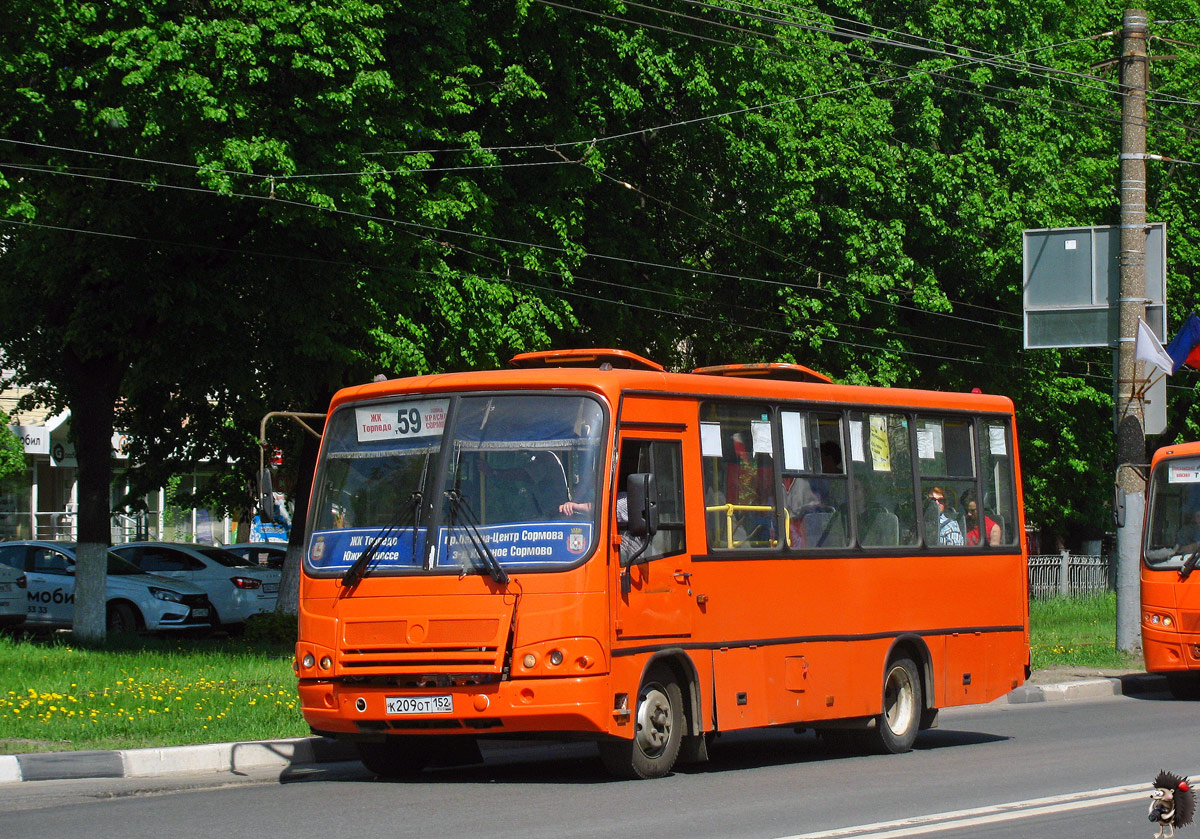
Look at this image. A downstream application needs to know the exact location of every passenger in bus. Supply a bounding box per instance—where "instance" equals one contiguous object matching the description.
[962,489,1001,546]
[927,487,963,546]
[558,494,647,561]
[782,441,842,547]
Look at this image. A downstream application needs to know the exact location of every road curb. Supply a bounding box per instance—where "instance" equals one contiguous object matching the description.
[2,736,357,784]
[1004,673,1167,704]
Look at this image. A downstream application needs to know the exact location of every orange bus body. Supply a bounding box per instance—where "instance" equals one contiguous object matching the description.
[1142,441,1200,696]
[296,350,1030,777]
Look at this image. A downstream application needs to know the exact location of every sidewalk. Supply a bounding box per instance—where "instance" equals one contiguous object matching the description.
[0,670,1169,784]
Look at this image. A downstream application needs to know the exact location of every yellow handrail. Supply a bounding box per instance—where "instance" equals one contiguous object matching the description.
[704,503,784,549]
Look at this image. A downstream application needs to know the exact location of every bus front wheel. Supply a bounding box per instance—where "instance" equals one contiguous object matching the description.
[868,657,922,754]
[356,737,434,778]
[598,665,684,779]
[1167,672,1200,700]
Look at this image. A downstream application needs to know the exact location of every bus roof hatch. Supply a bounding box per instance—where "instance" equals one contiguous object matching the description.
[690,362,833,384]
[510,348,665,372]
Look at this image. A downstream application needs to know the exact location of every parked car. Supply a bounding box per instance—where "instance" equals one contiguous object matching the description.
[225,542,287,570]
[0,562,25,629]
[0,541,212,633]
[111,542,281,629]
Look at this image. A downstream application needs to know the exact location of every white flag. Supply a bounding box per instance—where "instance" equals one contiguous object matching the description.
[1136,318,1173,375]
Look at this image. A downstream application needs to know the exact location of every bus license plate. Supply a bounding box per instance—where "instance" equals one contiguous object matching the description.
[386,695,453,715]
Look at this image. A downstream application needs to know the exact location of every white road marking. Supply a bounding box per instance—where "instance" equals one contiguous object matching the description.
[778,782,1149,839]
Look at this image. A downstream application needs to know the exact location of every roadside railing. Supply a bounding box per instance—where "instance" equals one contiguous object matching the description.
[1028,552,1111,598]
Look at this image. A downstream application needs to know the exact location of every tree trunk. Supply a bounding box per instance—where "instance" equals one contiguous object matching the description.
[63,351,123,644]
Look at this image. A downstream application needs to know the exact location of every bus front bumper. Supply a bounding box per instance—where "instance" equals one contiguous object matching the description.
[1142,624,1200,672]
[299,674,620,738]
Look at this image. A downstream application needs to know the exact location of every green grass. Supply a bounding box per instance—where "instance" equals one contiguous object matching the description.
[0,632,306,754]
[0,594,1140,754]
[1030,592,1143,670]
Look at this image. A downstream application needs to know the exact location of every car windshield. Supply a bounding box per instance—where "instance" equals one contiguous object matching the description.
[1145,455,1200,569]
[308,393,604,576]
[196,547,258,568]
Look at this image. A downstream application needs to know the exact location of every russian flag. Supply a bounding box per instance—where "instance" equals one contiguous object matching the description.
[1167,313,1200,373]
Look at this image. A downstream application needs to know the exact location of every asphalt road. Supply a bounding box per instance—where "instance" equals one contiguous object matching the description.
[0,685,1193,839]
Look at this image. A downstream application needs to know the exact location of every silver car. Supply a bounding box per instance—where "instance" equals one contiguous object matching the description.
[112,542,281,629]
[0,562,25,628]
[0,541,212,633]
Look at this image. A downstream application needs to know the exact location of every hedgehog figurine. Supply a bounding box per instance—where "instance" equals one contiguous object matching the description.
[1151,770,1196,839]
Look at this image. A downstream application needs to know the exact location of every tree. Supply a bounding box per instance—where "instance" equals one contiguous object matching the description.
[0,0,579,635]
[0,413,23,483]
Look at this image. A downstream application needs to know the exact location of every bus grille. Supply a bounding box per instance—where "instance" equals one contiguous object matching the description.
[338,617,507,674]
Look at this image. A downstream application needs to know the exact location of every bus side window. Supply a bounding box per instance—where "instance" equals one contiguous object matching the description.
[618,439,685,562]
[847,410,916,548]
[700,403,776,550]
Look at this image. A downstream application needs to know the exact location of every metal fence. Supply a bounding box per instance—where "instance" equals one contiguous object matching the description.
[1028,552,1112,598]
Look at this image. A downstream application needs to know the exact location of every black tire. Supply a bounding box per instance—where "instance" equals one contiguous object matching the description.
[106,602,141,635]
[867,657,922,754]
[356,738,435,778]
[1167,672,1200,700]
[598,664,684,779]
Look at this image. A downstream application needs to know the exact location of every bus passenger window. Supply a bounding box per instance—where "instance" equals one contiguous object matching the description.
[780,410,848,550]
[701,403,775,549]
[847,410,919,548]
[979,420,1018,546]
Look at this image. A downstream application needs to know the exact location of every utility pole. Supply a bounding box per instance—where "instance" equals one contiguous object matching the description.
[1115,9,1149,653]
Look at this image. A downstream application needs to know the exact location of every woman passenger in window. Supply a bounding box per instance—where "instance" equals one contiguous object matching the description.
[962,489,1001,546]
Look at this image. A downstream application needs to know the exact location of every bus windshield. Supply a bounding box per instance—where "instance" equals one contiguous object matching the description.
[308,393,604,576]
[1145,455,1200,570]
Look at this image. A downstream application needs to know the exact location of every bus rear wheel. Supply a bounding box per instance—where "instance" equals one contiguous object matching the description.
[867,657,922,754]
[598,665,683,780]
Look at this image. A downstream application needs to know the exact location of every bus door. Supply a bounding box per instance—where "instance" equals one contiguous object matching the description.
[613,435,692,643]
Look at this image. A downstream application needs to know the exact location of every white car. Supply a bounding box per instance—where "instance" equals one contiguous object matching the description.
[0,562,25,629]
[0,541,212,633]
[225,542,287,570]
[111,542,281,629]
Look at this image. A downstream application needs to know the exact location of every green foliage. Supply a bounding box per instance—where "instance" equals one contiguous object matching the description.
[2,0,1199,551]
[1031,593,1142,670]
[0,413,24,484]
[0,632,303,753]
[242,611,298,646]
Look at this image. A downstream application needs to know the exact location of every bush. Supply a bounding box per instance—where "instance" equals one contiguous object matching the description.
[243,611,298,646]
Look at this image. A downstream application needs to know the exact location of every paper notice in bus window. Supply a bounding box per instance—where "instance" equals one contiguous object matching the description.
[780,412,806,471]
[917,421,942,459]
[700,422,723,458]
[869,415,891,470]
[989,426,1008,456]
[917,428,935,460]
[1168,462,1200,483]
[751,420,772,456]
[356,399,449,443]
[849,420,865,463]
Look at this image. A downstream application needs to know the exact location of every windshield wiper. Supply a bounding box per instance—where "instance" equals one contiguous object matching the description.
[342,490,422,588]
[444,488,509,585]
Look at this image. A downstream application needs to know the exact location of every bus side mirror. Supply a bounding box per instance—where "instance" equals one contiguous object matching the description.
[1114,485,1126,529]
[626,473,658,538]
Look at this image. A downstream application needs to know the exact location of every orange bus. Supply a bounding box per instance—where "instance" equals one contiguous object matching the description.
[1142,441,1200,698]
[295,349,1029,779]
